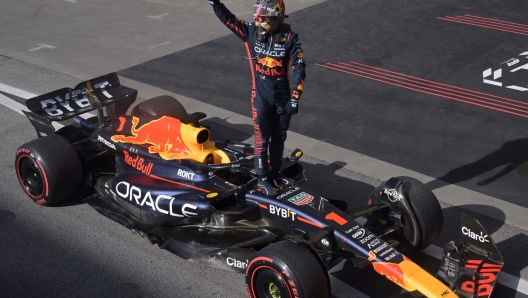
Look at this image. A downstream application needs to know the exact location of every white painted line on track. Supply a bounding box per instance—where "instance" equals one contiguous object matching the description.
[147,13,169,19]
[29,44,55,51]
[0,93,63,130]
[0,82,37,99]
[63,0,78,3]
[149,42,171,49]
[1,82,528,296]
[0,93,26,116]
[506,85,528,91]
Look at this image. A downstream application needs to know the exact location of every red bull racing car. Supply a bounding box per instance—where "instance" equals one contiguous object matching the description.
[15,73,504,298]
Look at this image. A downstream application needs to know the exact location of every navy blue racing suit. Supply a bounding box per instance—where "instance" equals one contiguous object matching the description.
[210,1,306,177]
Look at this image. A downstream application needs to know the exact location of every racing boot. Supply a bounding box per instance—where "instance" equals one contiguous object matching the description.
[257,176,277,196]
[271,167,295,188]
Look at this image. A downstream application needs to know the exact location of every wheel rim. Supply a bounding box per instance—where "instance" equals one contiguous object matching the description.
[365,207,418,253]
[19,157,44,197]
[268,282,280,298]
[255,268,288,298]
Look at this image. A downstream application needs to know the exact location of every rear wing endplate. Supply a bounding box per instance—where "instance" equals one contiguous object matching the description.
[22,110,56,137]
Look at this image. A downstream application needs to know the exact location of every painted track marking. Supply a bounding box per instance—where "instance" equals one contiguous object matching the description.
[149,42,171,49]
[438,14,528,37]
[316,61,528,118]
[147,13,169,19]
[29,44,55,52]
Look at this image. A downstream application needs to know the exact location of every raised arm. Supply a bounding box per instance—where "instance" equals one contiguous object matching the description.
[209,0,249,42]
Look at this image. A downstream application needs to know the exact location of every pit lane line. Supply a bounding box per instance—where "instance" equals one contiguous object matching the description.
[1,83,527,296]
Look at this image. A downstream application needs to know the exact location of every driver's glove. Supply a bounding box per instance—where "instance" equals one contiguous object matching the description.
[208,0,222,5]
[286,98,299,115]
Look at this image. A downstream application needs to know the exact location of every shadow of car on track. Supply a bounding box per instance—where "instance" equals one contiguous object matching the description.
[53,187,93,207]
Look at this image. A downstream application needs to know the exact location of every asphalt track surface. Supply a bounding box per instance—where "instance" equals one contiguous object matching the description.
[1,0,528,297]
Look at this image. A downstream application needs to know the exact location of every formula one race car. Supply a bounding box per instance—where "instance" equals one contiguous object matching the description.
[15,73,504,298]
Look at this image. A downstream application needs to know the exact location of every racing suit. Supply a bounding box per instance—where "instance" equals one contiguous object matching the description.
[209,1,306,179]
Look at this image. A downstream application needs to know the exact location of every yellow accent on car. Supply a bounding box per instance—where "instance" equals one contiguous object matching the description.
[372,256,458,298]
[158,121,231,164]
[206,192,218,198]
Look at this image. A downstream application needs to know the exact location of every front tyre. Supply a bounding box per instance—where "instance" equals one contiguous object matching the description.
[15,135,84,206]
[397,176,443,251]
[366,176,443,254]
[246,241,329,298]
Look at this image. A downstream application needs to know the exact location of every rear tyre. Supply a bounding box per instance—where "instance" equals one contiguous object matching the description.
[246,241,330,298]
[131,95,190,123]
[15,135,84,206]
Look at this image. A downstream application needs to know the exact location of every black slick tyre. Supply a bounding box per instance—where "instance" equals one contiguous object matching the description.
[131,95,190,123]
[246,240,330,298]
[15,135,84,206]
[397,176,443,251]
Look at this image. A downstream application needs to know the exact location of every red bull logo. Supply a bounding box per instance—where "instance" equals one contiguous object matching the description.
[123,150,153,175]
[257,57,283,68]
[460,260,503,297]
[112,116,190,155]
[256,64,286,76]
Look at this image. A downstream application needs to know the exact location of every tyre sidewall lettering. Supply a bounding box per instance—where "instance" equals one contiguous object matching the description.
[247,257,299,298]
[15,150,49,204]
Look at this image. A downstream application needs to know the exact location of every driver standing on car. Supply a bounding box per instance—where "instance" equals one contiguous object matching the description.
[208,0,306,196]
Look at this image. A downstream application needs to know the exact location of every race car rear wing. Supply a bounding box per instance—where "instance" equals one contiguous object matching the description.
[24,72,137,122]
